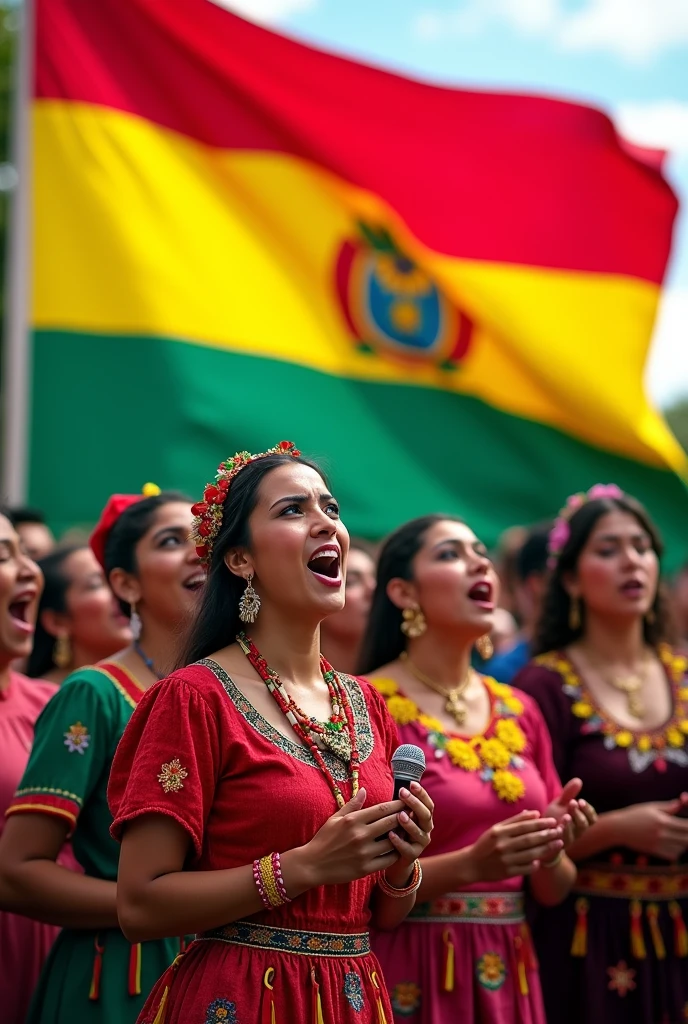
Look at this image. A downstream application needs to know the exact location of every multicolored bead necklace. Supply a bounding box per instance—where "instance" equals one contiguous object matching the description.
[237,632,360,808]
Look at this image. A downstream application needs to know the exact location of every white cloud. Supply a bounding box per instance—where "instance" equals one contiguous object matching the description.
[209,0,317,24]
[615,101,688,155]
[647,288,688,407]
[412,0,688,64]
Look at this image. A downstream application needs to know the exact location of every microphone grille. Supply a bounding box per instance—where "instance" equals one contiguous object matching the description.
[390,743,426,781]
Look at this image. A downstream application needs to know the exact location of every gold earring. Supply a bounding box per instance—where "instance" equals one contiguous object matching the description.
[239,573,261,624]
[401,606,426,638]
[569,595,581,631]
[54,635,72,669]
[476,634,494,660]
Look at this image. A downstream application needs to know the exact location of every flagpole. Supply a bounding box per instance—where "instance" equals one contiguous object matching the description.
[1,0,33,504]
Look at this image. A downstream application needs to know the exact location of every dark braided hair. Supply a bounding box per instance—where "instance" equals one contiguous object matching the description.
[533,493,673,655]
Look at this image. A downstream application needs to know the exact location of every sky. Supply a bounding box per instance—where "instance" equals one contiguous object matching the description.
[218,0,688,410]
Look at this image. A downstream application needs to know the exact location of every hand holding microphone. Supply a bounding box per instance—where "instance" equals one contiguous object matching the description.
[384,744,434,890]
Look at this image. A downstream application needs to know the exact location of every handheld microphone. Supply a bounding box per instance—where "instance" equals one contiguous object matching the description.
[381,744,426,840]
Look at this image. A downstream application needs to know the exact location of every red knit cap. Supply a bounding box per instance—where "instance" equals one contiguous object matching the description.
[89,485,161,569]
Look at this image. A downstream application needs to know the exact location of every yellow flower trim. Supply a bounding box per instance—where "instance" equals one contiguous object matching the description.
[536,646,688,764]
[446,739,482,771]
[371,678,399,697]
[503,695,524,715]
[386,695,419,725]
[479,738,512,770]
[492,770,526,803]
[494,719,526,753]
[419,713,445,733]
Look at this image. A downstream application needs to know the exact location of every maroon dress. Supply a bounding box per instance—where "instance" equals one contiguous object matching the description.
[108,660,400,1024]
[515,647,688,1024]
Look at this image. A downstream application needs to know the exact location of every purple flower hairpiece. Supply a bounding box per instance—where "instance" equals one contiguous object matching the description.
[546,483,625,569]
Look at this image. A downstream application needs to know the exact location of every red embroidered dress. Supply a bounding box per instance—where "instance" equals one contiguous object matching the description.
[108,661,400,1024]
[369,675,561,1024]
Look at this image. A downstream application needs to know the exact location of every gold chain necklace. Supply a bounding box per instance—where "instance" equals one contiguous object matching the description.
[400,651,474,726]
[580,648,652,720]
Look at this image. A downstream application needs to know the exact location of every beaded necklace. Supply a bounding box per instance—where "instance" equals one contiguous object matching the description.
[237,632,360,808]
[134,640,164,681]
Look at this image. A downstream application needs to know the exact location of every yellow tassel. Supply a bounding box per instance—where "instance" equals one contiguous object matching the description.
[514,934,529,996]
[151,987,169,1024]
[262,967,277,1024]
[630,900,647,960]
[646,904,666,960]
[669,901,688,958]
[311,967,325,1024]
[570,897,589,957]
[442,929,455,993]
[369,970,388,1024]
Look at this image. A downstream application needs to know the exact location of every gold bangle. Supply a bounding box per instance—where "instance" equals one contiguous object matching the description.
[258,854,284,907]
[542,850,564,869]
[377,860,423,898]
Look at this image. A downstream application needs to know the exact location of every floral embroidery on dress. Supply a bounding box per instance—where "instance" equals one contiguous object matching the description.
[343,972,364,1012]
[157,758,188,794]
[372,676,527,802]
[204,998,238,1023]
[607,961,637,997]
[391,982,421,1016]
[202,661,374,780]
[63,721,90,754]
[476,952,507,990]
[536,647,688,773]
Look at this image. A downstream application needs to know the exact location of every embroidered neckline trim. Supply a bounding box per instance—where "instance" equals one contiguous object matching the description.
[371,674,528,803]
[535,646,688,772]
[198,659,374,781]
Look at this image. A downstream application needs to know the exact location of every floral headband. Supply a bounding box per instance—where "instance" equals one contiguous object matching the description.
[191,441,301,564]
[547,483,624,570]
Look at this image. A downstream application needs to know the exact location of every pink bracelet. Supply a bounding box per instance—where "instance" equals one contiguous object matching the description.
[271,852,292,904]
[252,857,272,910]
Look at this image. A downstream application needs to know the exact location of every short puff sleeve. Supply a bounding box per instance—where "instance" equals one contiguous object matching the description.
[517,688,562,804]
[7,669,117,836]
[108,674,222,861]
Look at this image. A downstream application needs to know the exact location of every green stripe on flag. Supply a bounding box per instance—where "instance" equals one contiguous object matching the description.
[30,330,688,569]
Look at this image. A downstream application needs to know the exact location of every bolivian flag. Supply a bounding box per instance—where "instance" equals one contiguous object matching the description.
[32,0,687,557]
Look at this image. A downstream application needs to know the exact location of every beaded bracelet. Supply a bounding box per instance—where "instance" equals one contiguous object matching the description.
[270,852,292,905]
[253,857,272,909]
[378,859,423,899]
[253,853,292,909]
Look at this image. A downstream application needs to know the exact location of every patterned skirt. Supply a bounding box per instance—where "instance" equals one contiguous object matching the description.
[135,921,393,1024]
[532,861,688,1024]
[372,890,546,1024]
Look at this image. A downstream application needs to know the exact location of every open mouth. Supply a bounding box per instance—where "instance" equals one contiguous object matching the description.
[183,572,206,592]
[8,593,36,634]
[307,546,342,587]
[468,581,494,606]
[620,579,645,597]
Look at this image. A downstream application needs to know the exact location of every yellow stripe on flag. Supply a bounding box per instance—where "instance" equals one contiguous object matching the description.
[32,102,684,473]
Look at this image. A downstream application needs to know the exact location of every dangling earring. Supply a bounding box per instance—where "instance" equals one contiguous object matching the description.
[53,635,72,669]
[569,595,581,631]
[476,634,494,660]
[129,602,142,641]
[401,606,426,638]
[239,573,261,624]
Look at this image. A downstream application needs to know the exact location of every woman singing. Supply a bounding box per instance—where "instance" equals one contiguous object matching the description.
[0,488,201,1023]
[360,515,594,1024]
[108,442,434,1024]
[515,484,688,1024]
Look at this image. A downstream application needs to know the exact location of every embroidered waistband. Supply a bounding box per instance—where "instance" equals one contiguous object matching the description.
[198,921,371,957]
[574,864,688,901]
[408,891,525,924]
